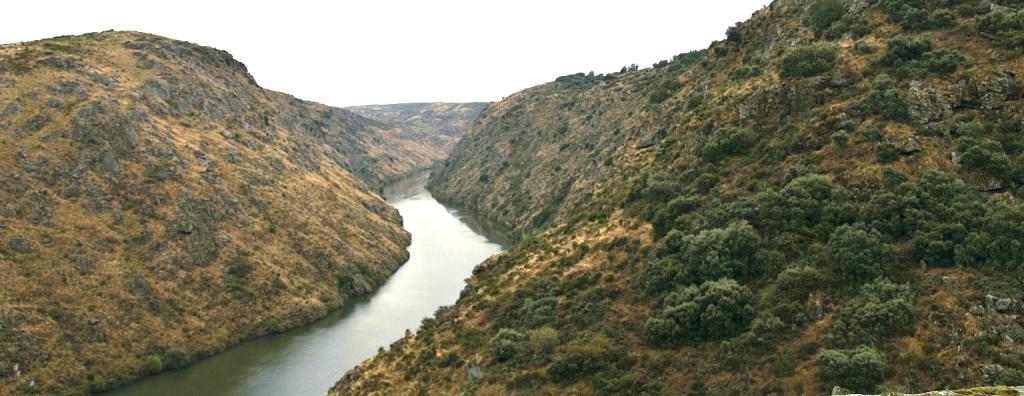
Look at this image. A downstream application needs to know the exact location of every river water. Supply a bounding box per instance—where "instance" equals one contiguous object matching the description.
[104,171,509,396]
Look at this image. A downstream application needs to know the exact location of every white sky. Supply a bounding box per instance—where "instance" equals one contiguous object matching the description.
[2,1,772,107]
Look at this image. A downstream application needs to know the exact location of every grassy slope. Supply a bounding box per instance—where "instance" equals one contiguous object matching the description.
[0,31,443,394]
[335,0,1024,395]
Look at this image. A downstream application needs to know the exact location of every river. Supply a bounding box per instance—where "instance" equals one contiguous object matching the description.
[103,171,510,396]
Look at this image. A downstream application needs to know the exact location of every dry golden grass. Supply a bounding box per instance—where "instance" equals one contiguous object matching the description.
[0,30,460,394]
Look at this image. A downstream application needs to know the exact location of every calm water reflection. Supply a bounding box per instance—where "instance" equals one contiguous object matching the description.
[103,171,508,396]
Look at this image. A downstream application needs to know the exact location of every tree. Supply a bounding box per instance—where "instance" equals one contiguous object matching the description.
[652,195,700,238]
[807,0,847,32]
[826,225,897,282]
[144,354,163,374]
[490,328,526,362]
[875,141,900,163]
[163,347,189,370]
[678,221,760,283]
[698,126,758,162]
[817,346,888,393]
[827,279,916,347]
[644,221,760,292]
[882,36,933,66]
[780,45,838,78]
[755,174,834,234]
[644,278,755,345]
[865,75,910,121]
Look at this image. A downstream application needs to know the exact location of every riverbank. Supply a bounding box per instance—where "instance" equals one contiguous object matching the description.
[102,172,507,396]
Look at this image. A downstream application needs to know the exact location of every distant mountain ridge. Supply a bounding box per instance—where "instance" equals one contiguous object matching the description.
[347,102,487,171]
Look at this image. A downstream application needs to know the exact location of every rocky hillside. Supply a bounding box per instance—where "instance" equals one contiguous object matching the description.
[0,31,440,395]
[347,102,487,171]
[336,0,1024,394]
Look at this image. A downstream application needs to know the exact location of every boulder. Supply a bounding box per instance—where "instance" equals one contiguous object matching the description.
[908,81,951,127]
[36,56,81,70]
[900,136,923,155]
[465,363,484,381]
[7,236,35,254]
[22,112,51,132]
[980,364,1005,384]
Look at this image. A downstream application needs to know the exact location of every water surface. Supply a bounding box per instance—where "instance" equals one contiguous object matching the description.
[104,171,508,396]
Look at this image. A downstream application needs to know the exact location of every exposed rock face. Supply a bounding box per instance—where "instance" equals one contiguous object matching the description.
[0,31,444,394]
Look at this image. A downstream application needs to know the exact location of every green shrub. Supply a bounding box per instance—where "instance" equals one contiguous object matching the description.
[826,225,897,283]
[698,126,757,162]
[264,317,284,333]
[644,278,755,345]
[547,334,624,382]
[334,269,355,294]
[977,10,1024,33]
[640,171,681,204]
[826,14,872,39]
[644,221,760,291]
[745,314,788,346]
[832,130,849,147]
[770,266,827,303]
[827,279,916,347]
[652,195,701,238]
[899,7,932,30]
[1002,368,1024,385]
[144,354,163,374]
[730,64,764,80]
[884,0,956,31]
[865,75,910,121]
[875,141,900,163]
[677,221,759,282]
[882,36,932,65]
[780,45,839,78]
[807,0,847,32]
[882,36,965,77]
[956,202,1024,280]
[922,48,968,74]
[755,174,834,235]
[490,328,527,362]
[817,346,888,393]
[649,87,672,104]
[650,79,683,104]
[959,138,1013,180]
[223,253,253,279]
[930,9,957,29]
[525,327,560,357]
[163,348,189,370]
[853,40,879,54]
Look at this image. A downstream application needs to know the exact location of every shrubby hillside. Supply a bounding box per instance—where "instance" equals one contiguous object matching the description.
[0,31,449,394]
[336,0,1024,394]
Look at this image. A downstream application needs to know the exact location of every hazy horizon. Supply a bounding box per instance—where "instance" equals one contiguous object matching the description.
[3,0,772,107]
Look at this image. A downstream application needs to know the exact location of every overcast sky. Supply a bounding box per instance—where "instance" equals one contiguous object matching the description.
[2,1,772,107]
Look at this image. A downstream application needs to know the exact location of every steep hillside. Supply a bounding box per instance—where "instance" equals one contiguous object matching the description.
[0,31,431,394]
[336,0,1024,394]
[347,102,487,170]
